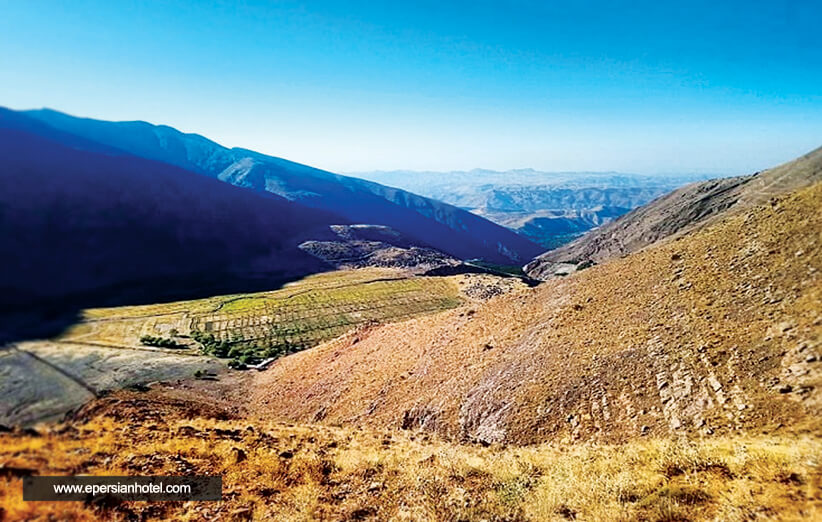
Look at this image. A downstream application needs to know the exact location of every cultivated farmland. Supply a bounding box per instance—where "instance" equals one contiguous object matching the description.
[59,268,464,357]
[2,269,525,425]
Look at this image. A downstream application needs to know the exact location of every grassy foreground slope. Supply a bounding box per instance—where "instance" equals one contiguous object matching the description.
[251,180,822,445]
[1,394,819,521]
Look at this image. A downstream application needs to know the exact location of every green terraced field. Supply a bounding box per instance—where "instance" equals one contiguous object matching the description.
[59,269,464,361]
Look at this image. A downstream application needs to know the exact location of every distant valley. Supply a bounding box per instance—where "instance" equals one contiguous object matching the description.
[352,169,717,248]
[526,146,822,279]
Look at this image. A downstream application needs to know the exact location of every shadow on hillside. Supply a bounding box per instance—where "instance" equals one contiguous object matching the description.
[424,263,542,287]
[0,273,302,346]
[0,266,541,346]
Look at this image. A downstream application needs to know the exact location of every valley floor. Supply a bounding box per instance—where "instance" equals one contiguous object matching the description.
[1,269,521,428]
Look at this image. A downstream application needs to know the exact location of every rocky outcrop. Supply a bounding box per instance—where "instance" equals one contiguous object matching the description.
[298,224,462,272]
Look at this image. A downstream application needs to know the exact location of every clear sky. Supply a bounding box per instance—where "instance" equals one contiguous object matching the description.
[1,0,820,174]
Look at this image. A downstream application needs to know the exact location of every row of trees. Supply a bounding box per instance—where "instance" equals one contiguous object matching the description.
[190,329,305,369]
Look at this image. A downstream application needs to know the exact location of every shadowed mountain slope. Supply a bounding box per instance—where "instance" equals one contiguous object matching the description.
[22,109,543,264]
[0,112,346,316]
[525,146,822,279]
[248,177,822,445]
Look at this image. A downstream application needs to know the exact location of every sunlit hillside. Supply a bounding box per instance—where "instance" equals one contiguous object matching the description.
[1,393,819,521]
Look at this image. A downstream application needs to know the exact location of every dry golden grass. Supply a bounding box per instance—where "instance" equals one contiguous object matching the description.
[0,396,820,521]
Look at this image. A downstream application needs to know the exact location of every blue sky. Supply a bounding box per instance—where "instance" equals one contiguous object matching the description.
[1,0,820,173]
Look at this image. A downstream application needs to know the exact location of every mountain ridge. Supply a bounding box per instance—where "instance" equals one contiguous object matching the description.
[22,108,543,264]
[525,145,822,279]
[0,111,348,318]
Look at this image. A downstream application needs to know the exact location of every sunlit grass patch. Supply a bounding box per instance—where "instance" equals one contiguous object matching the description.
[1,410,819,521]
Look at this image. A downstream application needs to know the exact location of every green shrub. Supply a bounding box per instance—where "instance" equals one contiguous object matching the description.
[139,335,184,349]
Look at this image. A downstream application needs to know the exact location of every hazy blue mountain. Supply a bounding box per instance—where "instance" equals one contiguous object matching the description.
[0,109,347,316]
[351,169,718,247]
[476,206,632,250]
[350,169,716,205]
[23,109,543,263]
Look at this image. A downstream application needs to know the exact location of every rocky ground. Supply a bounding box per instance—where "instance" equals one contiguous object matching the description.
[298,224,464,273]
[0,343,223,427]
[456,274,530,302]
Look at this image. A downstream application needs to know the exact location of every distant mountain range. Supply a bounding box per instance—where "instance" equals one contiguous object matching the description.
[474,206,632,250]
[525,145,822,279]
[22,109,543,264]
[351,169,717,247]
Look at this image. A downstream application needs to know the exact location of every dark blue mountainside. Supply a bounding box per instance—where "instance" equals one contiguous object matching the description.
[0,108,347,317]
[23,109,543,264]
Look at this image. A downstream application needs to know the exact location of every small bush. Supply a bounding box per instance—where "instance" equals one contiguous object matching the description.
[576,260,596,271]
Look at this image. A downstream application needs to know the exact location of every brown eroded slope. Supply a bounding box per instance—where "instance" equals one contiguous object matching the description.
[525,145,822,279]
[250,181,822,445]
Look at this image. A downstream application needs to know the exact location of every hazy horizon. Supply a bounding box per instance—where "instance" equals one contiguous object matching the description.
[2,1,820,174]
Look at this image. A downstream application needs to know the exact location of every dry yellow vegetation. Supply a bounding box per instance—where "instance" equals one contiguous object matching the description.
[3,168,821,521]
[1,394,819,521]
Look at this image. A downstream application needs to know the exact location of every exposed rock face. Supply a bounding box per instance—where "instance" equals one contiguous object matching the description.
[456,274,528,301]
[525,146,822,280]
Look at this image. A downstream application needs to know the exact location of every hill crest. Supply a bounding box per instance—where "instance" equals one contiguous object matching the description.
[22,108,543,264]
